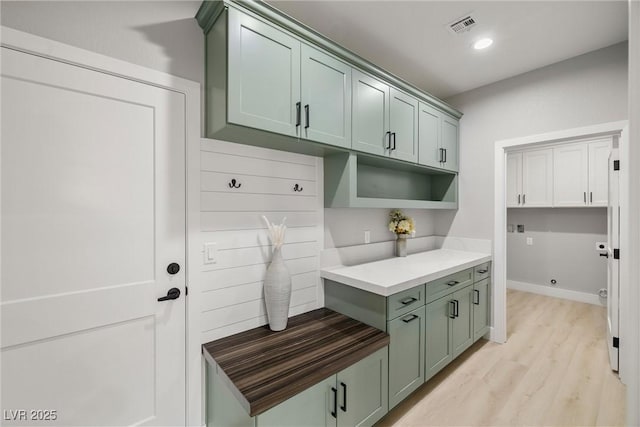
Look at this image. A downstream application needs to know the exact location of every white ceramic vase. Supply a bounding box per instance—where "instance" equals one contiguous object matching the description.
[264,247,292,331]
[396,234,409,257]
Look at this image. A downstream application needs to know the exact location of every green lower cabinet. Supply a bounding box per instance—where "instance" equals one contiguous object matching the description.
[451,285,474,358]
[257,376,335,427]
[425,295,454,381]
[336,346,389,427]
[387,306,425,409]
[473,278,491,341]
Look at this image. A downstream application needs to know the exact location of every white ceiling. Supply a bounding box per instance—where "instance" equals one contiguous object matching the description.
[267,1,628,99]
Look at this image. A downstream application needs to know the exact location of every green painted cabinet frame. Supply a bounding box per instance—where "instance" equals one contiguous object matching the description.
[418,102,459,172]
[473,278,491,341]
[206,347,388,427]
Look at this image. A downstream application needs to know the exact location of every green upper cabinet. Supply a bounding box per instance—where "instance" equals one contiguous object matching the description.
[227,7,301,137]
[418,103,459,172]
[301,44,352,148]
[352,70,390,156]
[389,89,418,163]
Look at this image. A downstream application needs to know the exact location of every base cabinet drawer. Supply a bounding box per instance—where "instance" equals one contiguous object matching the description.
[387,306,425,409]
[426,268,473,302]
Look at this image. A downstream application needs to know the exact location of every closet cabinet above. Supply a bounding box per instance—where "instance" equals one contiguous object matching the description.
[507,149,553,207]
[197,0,462,209]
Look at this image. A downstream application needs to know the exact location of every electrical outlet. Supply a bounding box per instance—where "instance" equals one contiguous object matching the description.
[526,237,533,245]
[596,242,607,251]
[204,242,218,264]
[364,230,371,244]
[517,224,525,233]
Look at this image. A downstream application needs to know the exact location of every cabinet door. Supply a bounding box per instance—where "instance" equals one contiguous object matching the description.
[522,149,553,207]
[301,44,352,148]
[227,8,301,137]
[451,286,474,358]
[440,114,459,172]
[389,88,418,162]
[553,143,588,207]
[425,296,453,381]
[473,279,490,341]
[588,139,611,206]
[257,375,335,427]
[352,70,390,156]
[506,152,523,207]
[417,102,441,168]
[336,347,388,427]
[387,306,425,409]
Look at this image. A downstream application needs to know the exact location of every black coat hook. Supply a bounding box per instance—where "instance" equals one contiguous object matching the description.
[228,179,241,189]
[293,183,303,192]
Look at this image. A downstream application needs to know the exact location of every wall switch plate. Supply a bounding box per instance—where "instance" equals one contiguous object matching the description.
[517,224,525,233]
[204,242,218,264]
[526,237,533,245]
[364,230,371,244]
[596,242,607,251]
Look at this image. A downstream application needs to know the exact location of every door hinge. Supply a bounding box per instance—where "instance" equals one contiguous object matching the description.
[185,286,189,296]
[614,249,620,260]
[614,160,620,171]
[613,336,619,348]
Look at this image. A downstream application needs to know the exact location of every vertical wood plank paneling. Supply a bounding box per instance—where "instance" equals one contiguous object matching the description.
[199,139,323,341]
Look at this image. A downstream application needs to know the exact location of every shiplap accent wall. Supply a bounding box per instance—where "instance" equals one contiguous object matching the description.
[199,139,324,343]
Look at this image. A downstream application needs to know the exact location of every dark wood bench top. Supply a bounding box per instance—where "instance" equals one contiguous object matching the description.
[202,308,389,416]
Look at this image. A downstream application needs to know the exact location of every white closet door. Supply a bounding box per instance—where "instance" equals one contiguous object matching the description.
[1,47,186,426]
[589,139,611,206]
[553,143,589,207]
[506,152,523,207]
[522,149,553,207]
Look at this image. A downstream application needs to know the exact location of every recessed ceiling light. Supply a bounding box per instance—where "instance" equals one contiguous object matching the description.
[474,38,493,50]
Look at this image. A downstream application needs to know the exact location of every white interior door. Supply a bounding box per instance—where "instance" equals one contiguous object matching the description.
[1,47,186,426]
[607,147,620,372]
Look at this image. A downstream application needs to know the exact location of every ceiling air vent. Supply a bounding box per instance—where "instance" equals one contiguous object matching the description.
[447,14,477,35]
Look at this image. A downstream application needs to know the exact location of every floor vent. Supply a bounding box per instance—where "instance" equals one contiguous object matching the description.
[447,14,477,34]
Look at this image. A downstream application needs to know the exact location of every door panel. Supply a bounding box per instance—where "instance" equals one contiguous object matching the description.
[351,70,389,156]
[1,47,186,426]
[506,152,523,207]
[473,279,491,341]
[387,307,425,409]
[301,44,351,148]
[452,286,474,358]
[228,8,301,137]
[417,102,441,168]
[607,147,620,371]
[553,143,588,207]
[440,115,459,172]
[522,149,553,207]
[389,88,418,162]
[589,139,611,206]
[425,296,453,380]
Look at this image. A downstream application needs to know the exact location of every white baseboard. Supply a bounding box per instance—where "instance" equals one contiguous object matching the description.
[507,280,604,306]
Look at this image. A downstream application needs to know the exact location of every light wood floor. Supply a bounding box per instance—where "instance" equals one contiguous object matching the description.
[376,289,626,427]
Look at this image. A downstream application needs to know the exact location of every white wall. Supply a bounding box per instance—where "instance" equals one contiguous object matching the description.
[0,1,204,87]
[325,208,436,248]
[506,208,607,295]
[436,42,628,239]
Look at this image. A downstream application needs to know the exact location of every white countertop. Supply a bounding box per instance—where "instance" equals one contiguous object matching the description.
[320,249,491,296]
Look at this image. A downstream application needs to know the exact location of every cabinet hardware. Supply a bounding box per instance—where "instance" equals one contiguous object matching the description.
[443,148,447,163]
[584,192,586,204]
[293,183,303,192]
[296,102,301,127]
[392,132,396,151]
[304,104,310,129]
[158,287,180,302]
[518,194,521,205]
[590,192,593,203]
[523,194,526,204]
[600,253,609,258]
[386,131,392,150]
[454,299,459,318]
[400,296,417,305]
[446,280,459,286]
[477,269,488,274]
[228,178,241,189]
[449,301,456,319]
[330,387,337,418]
[473,289,480,305]
[614,160,620,171]
[402,314,419,323]
[439,148,443,162]
[340,382,347,412]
